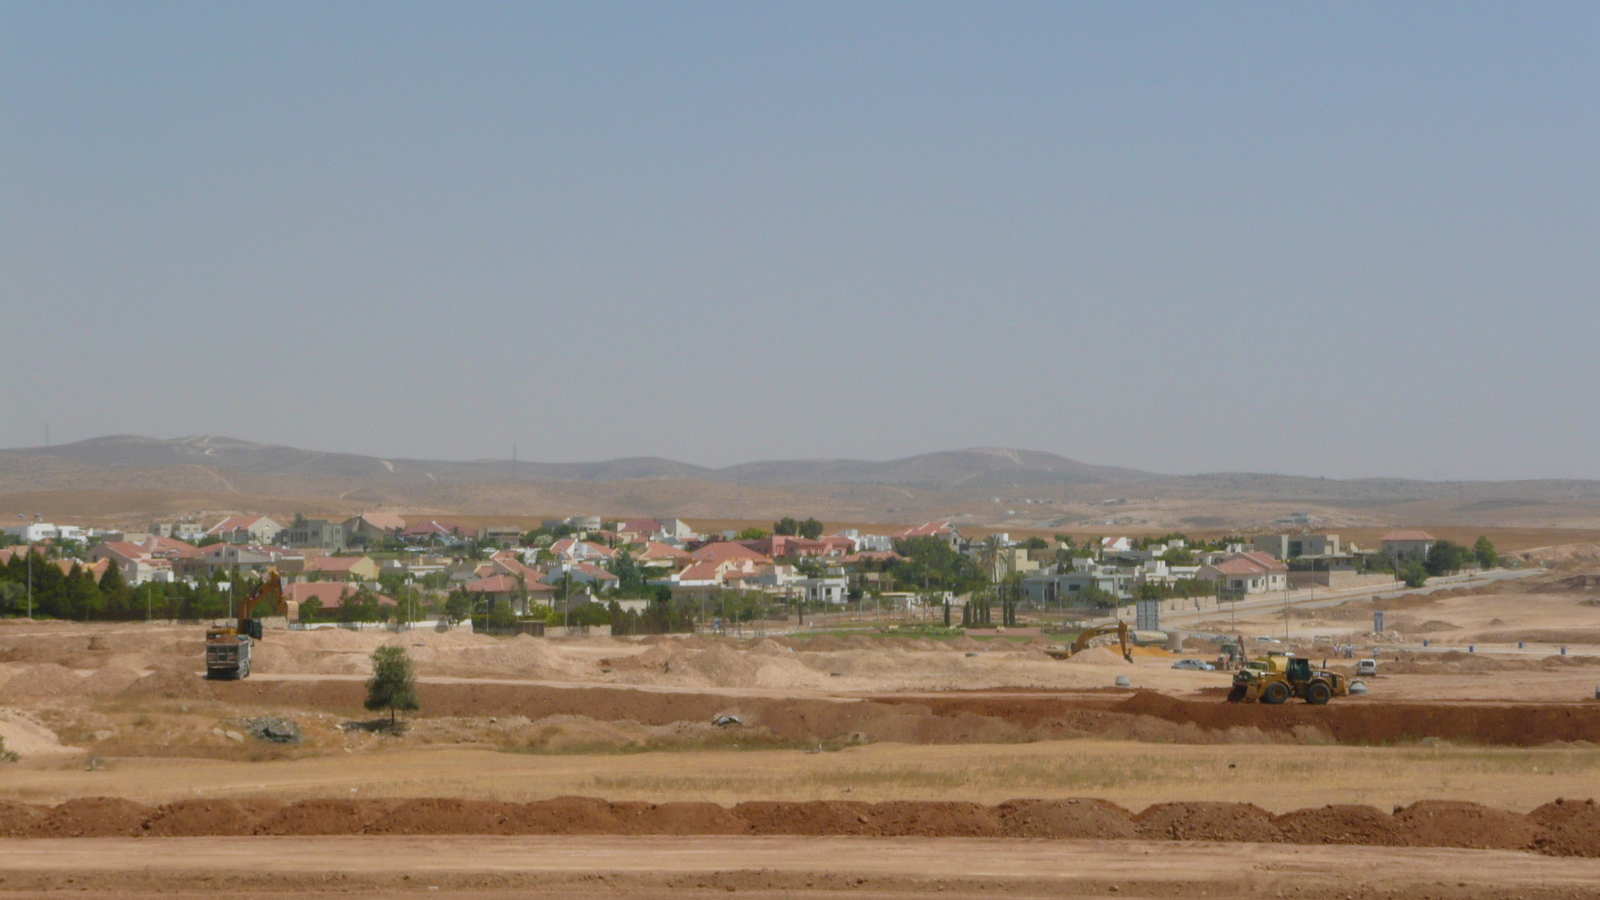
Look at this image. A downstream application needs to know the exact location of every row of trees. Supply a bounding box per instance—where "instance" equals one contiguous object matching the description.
[0,554,280,621]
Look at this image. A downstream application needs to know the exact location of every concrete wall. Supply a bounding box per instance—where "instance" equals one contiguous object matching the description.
[1288,570,1399,590]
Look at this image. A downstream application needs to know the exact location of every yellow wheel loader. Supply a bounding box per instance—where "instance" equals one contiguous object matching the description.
[1226,653,1347,705]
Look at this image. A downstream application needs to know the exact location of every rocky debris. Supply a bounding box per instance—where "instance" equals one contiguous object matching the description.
[243,717,302,744]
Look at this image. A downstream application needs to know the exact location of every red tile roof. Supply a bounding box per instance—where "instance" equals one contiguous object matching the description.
[690,542,768,563]
[1381,530,1436,542]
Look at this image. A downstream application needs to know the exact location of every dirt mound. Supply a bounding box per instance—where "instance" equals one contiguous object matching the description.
[5,795,1599,854]
[32,797,151,837]
[686,644,761,687]
[1134,802,1282,842]
[509,795,625,834]
[1391,800,1542,850]
[736,800,876,835]
[995,798,1137,839]
[364,798,530,835]
[255,799,397,836]
[1274,804,1401,845]
[1062,646,1132,667]
[79,664,146,694]
[611,801,749,835]
[142,799,286,836]
[3,663,85,697]
[870,800,1000,836]
[0,801,47,838]
[122,667,213,699]
[1528,798,1600,856]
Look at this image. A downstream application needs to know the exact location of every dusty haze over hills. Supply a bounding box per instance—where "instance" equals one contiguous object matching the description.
[3,435,1600,533]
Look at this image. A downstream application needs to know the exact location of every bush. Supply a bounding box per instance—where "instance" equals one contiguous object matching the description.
[1400,562,1429,588]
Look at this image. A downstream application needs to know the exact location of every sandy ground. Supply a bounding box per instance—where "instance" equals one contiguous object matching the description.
[1,835,1597,899]
[1,742,1596,813]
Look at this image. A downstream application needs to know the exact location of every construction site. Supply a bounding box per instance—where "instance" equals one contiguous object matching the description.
[0,552,1598,899]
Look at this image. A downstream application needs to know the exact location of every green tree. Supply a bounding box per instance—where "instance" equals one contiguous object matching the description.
[734,527,770,541]
[1425,541,1466,577]
[443,588,473,625]
[610,549,645,593]
[797,518,824,540]
[773,517,799,537]
[1473,536,1497,570]
[298,597,323,623]
[364,646,419,725]
[1160,547,1195,566]
[1020,536,1049,551]
[487,600,516,630]
[97,563,130,611]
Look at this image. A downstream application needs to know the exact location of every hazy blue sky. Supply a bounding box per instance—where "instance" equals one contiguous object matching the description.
[3,3,1596,479]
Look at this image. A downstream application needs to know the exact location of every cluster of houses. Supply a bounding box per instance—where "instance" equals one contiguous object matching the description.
[4,512,1445,619]
[1021,529,1440,604]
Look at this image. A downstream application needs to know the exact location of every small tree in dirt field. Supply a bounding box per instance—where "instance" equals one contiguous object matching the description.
[365,646,419,726]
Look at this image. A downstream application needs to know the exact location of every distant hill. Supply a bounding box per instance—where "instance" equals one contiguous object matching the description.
[0,436,1155,488]
[5,435,1600,530]
[718,448,1157,488]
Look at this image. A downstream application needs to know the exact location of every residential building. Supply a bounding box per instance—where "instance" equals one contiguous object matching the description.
[550,538,616,564]
[1253,534,1343,559]
[150,521,206,542]
[463,574,553,615]
[838,529,893,553]
[1022,566,1134,604]
[301,555,380,582]
[1380,529,1437,561]
[616,519,664,542]
[1198,552,1289,596]
[192,543,297,577]
[280,516,348,551]
[343,513,407,542]
[87,542,174,585]
[285,582,395,621]
[797,571,850,605]
[688,541,769,565]
[401,520,461,544]
[660,518,696,540]
[4,523,64,542]
[542,562,620,591]
[479,525,523,547]
[889,522,961,549]
[633,541,692,569]
[204,516,285,546]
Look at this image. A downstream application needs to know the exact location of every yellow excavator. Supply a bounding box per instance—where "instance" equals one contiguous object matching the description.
[1045,620,1133,662]
[204,570,285,680]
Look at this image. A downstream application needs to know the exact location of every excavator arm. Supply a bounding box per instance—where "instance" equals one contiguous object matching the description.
[1045,620,1133,661]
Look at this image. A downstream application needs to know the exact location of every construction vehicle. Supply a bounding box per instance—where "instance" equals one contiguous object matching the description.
[1044,620,1132,662]
[1227,652,1348,705]
[204,571,284,680]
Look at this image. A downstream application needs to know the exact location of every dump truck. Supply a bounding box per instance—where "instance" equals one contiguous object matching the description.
[1044,620,1132,662]
[1226,653,1348,705]
[204,571,284,680]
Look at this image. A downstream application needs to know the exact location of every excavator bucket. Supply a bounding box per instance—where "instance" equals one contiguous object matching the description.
[1226,684,1247,703]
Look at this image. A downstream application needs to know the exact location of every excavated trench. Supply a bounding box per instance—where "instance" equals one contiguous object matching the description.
[184,680,1600,747]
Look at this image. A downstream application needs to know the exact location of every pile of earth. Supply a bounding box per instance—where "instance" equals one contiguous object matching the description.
[1,796,1595,854]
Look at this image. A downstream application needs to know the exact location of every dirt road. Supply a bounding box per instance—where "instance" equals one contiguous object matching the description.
[1,835,1596,898]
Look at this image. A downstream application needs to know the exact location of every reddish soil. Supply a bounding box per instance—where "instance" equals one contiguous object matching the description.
[2,795,1596,855]
[1109,691,1600,746]
[178,680,1600,747]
